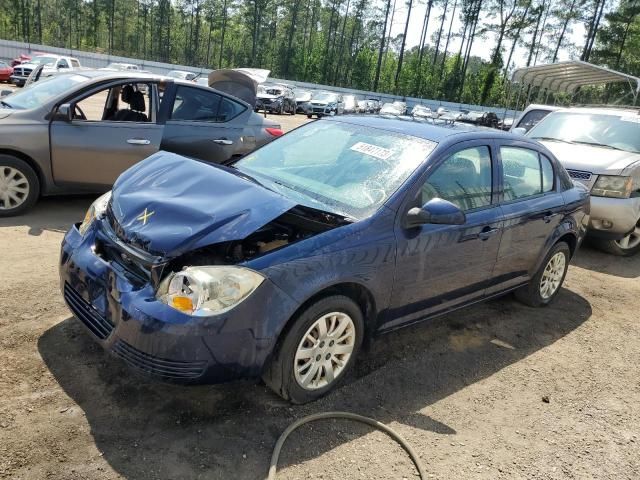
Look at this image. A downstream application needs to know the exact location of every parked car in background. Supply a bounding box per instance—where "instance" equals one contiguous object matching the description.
[0,69,283,216]
[10,54,31,67]
[295,89,313,113]
[101,63,142,72]
[511,104,560,133]
[411,104,433,119]
[59,116,589,403]
[166,70,197,81]
[307,91,344,118]
[459,110,499,128]
[357,99,369,113]
[498,116,514,131]
[343,95,358,114]
[367,99,381,113]
[256,84,296,115]
[10,54,82,87]
[0,61,13,82]
[380,102,404,115]
[392,101,407,115]
[527,106,640,256]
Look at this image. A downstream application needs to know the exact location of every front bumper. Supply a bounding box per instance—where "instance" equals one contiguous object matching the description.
[310,105,334,115]
[587,195,640,240]
[9,75,27,85]
[59,224,298,384]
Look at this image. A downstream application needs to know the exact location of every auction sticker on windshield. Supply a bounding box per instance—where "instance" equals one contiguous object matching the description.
[350,142,394,161]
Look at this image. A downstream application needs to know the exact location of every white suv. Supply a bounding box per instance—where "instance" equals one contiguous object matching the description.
[526,107,640,255]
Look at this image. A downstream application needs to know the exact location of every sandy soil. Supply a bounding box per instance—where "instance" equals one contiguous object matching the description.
[1,114,639,480]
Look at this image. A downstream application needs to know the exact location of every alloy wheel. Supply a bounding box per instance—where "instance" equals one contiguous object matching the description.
[0,166,29,210]
[614,220,640,251]
[539,252,566,299]
[294,311,356,390]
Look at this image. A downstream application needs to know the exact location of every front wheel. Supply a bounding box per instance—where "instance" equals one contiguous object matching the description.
[515,242,570,307]
[591,221,640,256]
[262,295,364,404]
[0,155,40,217]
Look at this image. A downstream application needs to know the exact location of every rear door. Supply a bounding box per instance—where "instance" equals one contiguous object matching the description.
[486,142,565,293]
[160,84,251,164]
[50,80,162,187]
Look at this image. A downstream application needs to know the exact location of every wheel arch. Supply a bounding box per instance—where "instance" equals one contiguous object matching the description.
[556,232,578,258]
[0,149,44,196]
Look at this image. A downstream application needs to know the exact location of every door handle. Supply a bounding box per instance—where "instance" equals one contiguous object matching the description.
[543,212,559,223]
[213,138,233,145]
[127,138,150,145]
[478,227,500,241]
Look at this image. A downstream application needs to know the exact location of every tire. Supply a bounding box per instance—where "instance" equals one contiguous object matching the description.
[515,242,570,307]
[0,155,40,217]
[262,295,364,404]
[590,221,640,257]
[306,114,312,119]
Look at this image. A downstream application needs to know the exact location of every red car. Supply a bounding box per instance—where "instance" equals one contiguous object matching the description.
[0,61,13,82]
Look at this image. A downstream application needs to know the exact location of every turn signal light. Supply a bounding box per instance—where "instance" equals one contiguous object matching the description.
[171,296,194,313]
[265,127,284,137]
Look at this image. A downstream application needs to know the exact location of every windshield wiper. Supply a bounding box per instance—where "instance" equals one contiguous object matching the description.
[531,136,574,144]
[0,101,13,109]
[571,140,634,153]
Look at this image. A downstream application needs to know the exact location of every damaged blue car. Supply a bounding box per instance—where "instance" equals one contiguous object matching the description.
[59,116,589,403]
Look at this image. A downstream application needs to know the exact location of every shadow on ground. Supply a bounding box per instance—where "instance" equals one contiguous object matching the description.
[38,288,591,479]
[0,195,95,235]
[571,240,640,279]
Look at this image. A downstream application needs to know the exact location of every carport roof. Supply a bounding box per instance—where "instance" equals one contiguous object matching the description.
[511,60,640,96]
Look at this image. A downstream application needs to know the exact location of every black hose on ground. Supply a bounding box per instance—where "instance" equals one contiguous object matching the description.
[266,411,427,480]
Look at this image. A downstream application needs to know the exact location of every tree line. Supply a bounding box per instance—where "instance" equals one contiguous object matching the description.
[1,0,639,107]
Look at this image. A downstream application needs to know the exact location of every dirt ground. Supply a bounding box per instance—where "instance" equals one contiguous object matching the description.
[1,113,640,480]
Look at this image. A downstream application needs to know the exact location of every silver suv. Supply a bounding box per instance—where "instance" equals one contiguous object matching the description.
[526,107,640,255]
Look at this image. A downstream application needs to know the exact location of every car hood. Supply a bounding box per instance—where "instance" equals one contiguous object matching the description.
[208,68,270,108]
[108,151,297,257]
[310,100,331,106]
[19,62,55,71]
[258,93,279,100]
[539,140,640,175]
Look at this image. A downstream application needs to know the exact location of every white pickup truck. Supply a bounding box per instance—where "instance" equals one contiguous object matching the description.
[10,54,81,87]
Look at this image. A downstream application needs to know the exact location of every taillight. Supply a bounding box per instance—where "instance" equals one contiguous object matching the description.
[265,127,284,137]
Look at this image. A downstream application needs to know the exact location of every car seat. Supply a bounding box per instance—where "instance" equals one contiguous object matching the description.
[112,85,148,122]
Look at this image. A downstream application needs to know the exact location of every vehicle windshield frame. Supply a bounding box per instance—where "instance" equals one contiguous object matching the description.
[234,120,437,220]
[528,111,640,154]
[2,73,90,110]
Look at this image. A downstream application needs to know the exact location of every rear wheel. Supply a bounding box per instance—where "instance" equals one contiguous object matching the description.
[591,220,640,256]
[0,155,39,217]
[262,295,364,404]
[306,114,312,119]
[515,242,570,307]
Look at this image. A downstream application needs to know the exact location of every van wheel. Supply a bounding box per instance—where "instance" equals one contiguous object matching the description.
[306,114,312,119]
[0,155,39,217]
[591,221,640,256]
[515,242,570,307]
[262,295,364,404]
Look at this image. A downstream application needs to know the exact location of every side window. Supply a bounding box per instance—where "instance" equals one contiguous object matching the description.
[70,59,80,68]
[540,155,555,192]
[420,146,493,211]
[75,88,111,121]
[516,109,552,132]
[171,86,244,122]
[501,147,556,201]
[57,59,69,69]
[75,83,151,122]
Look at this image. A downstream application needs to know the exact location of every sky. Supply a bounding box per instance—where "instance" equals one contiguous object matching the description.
[386,0,588,73]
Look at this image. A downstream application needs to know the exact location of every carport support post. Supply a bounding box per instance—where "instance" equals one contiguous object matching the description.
[514,83,523,114]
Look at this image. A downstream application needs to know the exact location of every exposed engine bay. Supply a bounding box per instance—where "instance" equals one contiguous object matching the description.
[168,206,350,270]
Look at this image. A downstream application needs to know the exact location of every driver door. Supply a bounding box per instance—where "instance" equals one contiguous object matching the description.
[382,142,503,331]
[50,81,163,187]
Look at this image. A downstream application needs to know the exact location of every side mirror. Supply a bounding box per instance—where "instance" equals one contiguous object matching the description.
[512,127,527,135]
[404,198,466,228]
[55,103,73,122]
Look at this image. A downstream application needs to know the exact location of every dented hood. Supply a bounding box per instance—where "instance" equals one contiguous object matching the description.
[109,151,296,257]
[208,68,270,108]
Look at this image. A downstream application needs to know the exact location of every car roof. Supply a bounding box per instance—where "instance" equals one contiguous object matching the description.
[328,115,526,144]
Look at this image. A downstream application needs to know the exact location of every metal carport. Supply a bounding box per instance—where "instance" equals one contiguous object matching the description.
[510,60,640,108]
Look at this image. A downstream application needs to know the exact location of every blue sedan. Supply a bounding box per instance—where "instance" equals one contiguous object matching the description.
[59,116,590,403]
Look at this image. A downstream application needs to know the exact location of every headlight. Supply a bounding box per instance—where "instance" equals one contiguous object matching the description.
[157,266,264,316]
[328,103,336,108]
[79,191,111,235]
[591,175,633,198]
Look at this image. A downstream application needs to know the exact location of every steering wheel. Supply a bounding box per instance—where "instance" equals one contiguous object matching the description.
[73,104,87,120]
[363,179,387,206]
